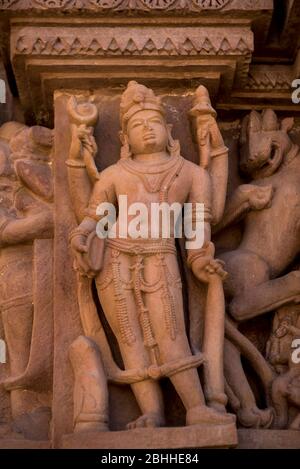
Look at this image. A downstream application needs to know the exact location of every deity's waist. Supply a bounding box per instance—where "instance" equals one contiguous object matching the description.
[106,237,176,256]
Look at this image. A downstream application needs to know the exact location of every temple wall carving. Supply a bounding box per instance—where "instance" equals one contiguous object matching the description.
[0,0,299,449]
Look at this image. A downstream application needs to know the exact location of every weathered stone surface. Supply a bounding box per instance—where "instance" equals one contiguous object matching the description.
[62,423,238,449]
[237,430,300,450]
[1,0,300,451]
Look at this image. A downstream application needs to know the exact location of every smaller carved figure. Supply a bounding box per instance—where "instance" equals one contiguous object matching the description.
[267,305,300,430]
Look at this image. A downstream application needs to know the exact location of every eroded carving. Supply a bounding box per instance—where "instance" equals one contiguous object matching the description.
[215,109,300,429]
[0,122,54,440]
[66,82,236,436]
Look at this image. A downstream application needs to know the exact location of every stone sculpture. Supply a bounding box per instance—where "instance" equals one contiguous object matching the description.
[214,109,300,429]
[0,122,54,440]
[267,305,300,430]
[67,81,236,433]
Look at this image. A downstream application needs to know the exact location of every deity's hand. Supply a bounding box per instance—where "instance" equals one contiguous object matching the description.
[195,115,225,169]
[69,124,99,181]
[70,232,88,254]
[70,229,102,278]
[70,231,90,276]
[69,124,97,162]
[190,242,228,284]
[77,125,97,160]
[238,184,274,211]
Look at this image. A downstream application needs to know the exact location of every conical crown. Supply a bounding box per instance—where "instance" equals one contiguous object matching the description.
[120,81,165,131]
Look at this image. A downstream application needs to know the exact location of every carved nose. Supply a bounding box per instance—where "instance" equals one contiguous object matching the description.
[249,153,258,161]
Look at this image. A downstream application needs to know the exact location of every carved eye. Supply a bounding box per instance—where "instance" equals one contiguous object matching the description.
[150,117,162,124]
[131,121,143,129]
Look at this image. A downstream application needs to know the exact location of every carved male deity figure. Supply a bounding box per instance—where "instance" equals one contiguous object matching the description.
[69,81,234,430]
[0,122,53,439]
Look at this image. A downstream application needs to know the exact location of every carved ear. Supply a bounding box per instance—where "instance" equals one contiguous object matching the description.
[166,123,174,141]
[248,110,262,133]
[262,109,279,131]
[281,117,294,133]
[119,130,126,145]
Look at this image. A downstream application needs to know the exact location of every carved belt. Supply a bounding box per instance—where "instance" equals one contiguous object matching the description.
[104,239,179,366]
[106,238,176,256]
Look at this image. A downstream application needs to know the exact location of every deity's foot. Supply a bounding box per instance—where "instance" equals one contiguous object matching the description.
[126,412,163,430]
[74,421,109,433]
[237,406,274,428]
[186,405,236,426]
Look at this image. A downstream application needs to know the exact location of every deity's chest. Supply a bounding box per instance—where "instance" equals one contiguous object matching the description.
[114,156,189,207]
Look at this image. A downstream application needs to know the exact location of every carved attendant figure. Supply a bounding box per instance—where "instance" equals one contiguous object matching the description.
[0,122,53,438]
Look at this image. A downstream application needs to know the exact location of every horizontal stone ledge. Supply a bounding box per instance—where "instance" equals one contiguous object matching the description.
[237,429,300,449]
[61,422,238,449]
[0,439,51,449]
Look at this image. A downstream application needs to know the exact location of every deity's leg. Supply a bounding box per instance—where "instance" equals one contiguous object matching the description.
[142,253,234,426]
[96,248,165,429]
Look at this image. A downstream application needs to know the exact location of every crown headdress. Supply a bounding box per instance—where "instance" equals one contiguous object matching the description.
[120,81,165,131]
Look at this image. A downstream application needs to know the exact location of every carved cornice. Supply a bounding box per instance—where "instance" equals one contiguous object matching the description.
[245,66,293,91]
[13,31,253,57]
[0,0,273,13]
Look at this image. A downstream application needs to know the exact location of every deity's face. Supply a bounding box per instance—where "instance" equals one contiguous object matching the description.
[126,109,168,156]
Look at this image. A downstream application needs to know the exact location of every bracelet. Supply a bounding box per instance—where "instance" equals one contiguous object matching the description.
[186,242,210,269]
[66,159,86,168]
[210,146,228,159]
[69,228,91,243]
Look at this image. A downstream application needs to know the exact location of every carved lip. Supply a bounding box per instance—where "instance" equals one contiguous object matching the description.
[143,132,156,141]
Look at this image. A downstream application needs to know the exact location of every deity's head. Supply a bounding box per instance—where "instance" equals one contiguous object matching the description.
[119,81,179,159]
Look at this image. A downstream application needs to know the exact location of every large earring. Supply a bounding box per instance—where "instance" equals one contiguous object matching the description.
[166,124,180,158]
[119,131,132,159]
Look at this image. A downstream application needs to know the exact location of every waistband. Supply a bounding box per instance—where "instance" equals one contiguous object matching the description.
[106,238,176,256]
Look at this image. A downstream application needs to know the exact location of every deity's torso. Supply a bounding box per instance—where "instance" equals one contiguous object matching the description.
[89,154,210,245]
